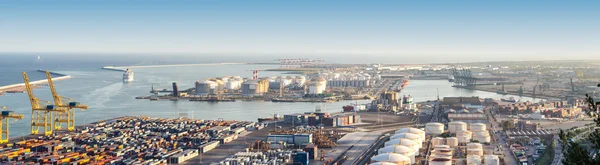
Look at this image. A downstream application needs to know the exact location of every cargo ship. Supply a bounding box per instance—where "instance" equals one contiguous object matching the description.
[271,98,295,102]
[257,114,282,123]
[123,69,134,82]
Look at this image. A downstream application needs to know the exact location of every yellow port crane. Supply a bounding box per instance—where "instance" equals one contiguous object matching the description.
[23,72,64,135]
[46,71,88,131]
[0,106,24,144]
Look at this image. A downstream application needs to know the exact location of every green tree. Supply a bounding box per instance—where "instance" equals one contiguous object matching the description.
[502,120,514,131]
[562,84,600,164]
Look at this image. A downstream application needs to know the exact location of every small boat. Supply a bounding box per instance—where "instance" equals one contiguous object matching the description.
[501,97,518,103]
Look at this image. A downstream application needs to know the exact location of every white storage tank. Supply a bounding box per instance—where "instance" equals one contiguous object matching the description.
[467,148,484,156]
[432,137,445,146]
[395,128,426,140]
[432,148,453,157]
[483,155,500,165]
[369,162,397,165]
[426,122,444,136]
[434,145,450,150]
[391,133,422,148]
[370,153,410,165]
[384,139,420,156]
[467,143,483,150]
[377,145,416,164]
[428,158,452,165]
[473,132,491,143]
[448,121,468,134]
[446,137,458,148]
[467,155,483,165]
[470,123,487,132]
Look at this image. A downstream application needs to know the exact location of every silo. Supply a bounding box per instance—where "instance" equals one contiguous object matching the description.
[432,137,445,146]
[467,155,483,165]
[425,122,444,136]
[445,137,458,148]
[483,155,500,165]
[395,128,426,140]
[470,123,487,132]
[384,138,420,156]
[448,121,468,134]
[370,153,410,165]
[391,133,423,148]
[377,145,416,164]
[428,158,452,165]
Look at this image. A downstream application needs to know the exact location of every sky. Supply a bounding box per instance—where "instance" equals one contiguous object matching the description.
[1,0,599,60]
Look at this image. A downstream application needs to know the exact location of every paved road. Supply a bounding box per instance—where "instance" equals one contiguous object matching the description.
[552,135,563,165]
[486,107,519,165]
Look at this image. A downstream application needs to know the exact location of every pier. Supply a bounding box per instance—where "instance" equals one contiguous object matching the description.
[102,62,251,72]
[0,70,71,95]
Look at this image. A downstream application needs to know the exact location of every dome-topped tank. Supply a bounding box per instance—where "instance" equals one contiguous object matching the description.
[483,155,500,165]
[384,139,420,156]
[378,145,416,164]
[369,162,397,165]
[432,137,445,146]
[426,122,444,135]
[391,133,422,148]
[448,121,468,133]
[467,155,482,165]
[371,153,410,165]
[395,128,426,140]
[429,158,452,165]
[467,143,483,150]
[470,123,487,132]
[446,137,458,148]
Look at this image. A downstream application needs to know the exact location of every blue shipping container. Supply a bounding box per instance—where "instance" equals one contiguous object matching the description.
[294,152,309,165]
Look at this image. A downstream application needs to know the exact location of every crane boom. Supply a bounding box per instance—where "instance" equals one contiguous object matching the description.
[0,106,24,144]
[23,72,61,135]
[46,71,87,131]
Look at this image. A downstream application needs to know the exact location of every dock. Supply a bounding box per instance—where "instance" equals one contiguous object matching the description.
[0,70,71,95]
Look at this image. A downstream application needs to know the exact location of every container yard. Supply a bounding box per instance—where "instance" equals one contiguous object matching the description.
[0,116,261,164]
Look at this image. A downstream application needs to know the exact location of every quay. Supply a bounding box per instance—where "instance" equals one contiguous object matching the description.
[0,70,71,95]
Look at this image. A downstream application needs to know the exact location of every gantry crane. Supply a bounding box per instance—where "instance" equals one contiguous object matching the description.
[46,71,88,131]
[23,72,64,135]
[0,106,24,144]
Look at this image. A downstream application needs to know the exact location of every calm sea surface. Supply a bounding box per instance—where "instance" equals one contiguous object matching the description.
[0,54,534,138]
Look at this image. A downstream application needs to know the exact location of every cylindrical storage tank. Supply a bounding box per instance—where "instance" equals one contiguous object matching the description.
[473,134,491,143]
[467,148,484,156]
[432,148,453,157]
[467,143,483,150]
[391,133,422,148]
[426,123,444,136]
[470,123,487,132]
[395,128,426,140]
[430,153,452,159]
[370,153,410,165]
[434,145,450,150]
[428,158,452,165]
[483,155,500,165]
[467,155,483,165]
[432,137,445,146]
[384,139,420,156]
[377,145,416,164]
[369,162,397,165]
[446,137,458,148]
[448,121,468,134]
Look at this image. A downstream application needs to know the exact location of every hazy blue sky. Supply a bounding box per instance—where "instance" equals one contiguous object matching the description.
[1,0,598,60]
